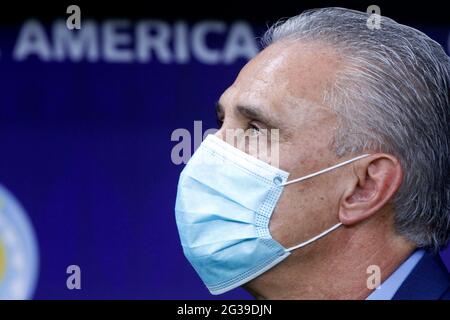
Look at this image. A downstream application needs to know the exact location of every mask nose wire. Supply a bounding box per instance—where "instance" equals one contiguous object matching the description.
[279,154,371,187]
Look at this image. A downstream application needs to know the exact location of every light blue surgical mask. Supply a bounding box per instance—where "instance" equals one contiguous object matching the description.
[175,134,369,295]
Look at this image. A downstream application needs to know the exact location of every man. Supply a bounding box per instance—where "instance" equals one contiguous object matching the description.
[175,7,450,299]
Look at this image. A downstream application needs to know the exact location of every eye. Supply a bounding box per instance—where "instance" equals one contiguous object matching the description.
[248,122,262,136]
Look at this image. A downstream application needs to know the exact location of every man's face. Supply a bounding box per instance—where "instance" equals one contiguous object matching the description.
[216,40,348,251]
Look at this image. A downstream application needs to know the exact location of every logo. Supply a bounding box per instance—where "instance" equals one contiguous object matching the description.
[366,5,382,30]
[0,184,39,299]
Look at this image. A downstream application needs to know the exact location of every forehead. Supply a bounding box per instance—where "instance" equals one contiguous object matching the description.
[222,40,344,109]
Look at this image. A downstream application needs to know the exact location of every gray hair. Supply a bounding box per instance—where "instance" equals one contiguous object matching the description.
[263,7,450,251]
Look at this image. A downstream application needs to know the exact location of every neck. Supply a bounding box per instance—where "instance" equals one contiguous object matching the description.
[245,213,415,299]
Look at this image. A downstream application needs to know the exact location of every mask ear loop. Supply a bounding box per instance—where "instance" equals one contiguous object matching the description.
[280,154,371,187]
[286,223,343,251]
[280,154,371,252]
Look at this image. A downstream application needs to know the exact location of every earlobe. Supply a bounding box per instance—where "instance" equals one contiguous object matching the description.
[338,154,403,226]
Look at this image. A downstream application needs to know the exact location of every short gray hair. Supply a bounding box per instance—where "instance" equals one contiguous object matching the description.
[263,7,450,251]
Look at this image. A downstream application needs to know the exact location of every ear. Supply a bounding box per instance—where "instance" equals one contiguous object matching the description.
[338,154,403,225]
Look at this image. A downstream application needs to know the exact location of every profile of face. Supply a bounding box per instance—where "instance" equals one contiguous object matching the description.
[215,40,406,297]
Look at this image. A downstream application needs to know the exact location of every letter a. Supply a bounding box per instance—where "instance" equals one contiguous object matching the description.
[66,5,81,30]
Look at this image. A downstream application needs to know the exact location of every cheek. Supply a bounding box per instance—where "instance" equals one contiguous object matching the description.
[268,177,339,248]
[267,127,339,246]
[268,182,315,246]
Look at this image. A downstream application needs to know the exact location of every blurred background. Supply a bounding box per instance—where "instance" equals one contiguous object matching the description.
[0,0,449,299]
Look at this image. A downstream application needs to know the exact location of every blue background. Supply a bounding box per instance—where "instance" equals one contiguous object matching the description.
[0,17,449,299]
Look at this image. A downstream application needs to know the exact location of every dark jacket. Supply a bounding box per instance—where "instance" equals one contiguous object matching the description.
[393,252,450,300]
